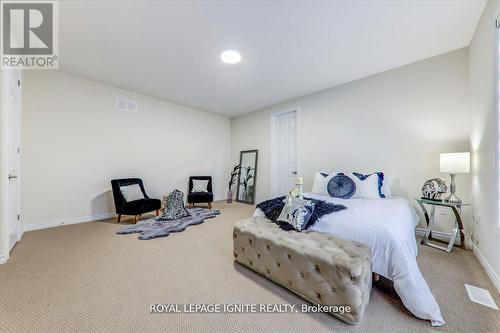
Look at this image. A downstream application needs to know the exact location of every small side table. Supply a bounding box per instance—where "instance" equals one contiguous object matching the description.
[415,198,469,253]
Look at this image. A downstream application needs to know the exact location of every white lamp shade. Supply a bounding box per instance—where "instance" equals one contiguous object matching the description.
[440,152,470,173]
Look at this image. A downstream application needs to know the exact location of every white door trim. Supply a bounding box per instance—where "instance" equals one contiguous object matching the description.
[270,107,300,198]
[0,69,22,263]
[1,70,11,262]
[13,70,22,246]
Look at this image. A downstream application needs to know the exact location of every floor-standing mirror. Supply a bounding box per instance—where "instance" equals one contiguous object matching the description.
[236,150,258,204]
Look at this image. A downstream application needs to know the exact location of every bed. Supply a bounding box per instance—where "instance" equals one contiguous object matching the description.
[254,193,445,326]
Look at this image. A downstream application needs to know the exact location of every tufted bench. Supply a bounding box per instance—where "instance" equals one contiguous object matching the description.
[233,217,372,325]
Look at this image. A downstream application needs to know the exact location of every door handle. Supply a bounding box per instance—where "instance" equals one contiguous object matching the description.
[8,174,17,180]
[291,171,297,175]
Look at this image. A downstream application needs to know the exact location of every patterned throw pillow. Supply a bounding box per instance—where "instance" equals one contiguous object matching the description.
[317,172,382,200]
[191,179,209,193]
[327,173,357,199]
[157,190,190,221]
[350,173,381,199]
[353,172,385,198]
[277,196,315,231]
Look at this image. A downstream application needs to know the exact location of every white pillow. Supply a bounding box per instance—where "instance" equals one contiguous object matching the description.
[311,172,329,195]
[192,179,209,193]
[351,173,380,199]
[382,174,395,198]
[120,184,145,202]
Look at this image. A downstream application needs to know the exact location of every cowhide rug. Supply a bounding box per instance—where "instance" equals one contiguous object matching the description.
[117,208,220,240]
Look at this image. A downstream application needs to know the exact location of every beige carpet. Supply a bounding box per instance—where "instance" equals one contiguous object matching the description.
[0,202,498,333]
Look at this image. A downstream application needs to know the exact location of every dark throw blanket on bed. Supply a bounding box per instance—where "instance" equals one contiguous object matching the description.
[256,196,346,231]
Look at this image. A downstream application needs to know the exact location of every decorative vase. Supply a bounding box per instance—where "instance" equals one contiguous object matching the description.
[226,190,233,203]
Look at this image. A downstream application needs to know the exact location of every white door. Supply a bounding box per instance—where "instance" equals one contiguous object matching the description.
[6,69,22,251]
[272,111,297,197]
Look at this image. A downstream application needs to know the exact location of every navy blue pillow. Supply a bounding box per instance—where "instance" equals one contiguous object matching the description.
[327,173,356,199]
[352,172,385,198]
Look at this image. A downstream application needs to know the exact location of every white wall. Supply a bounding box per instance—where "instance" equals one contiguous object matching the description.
[21,71,231,227]
[469,0,500,283]
[231,48,471,231]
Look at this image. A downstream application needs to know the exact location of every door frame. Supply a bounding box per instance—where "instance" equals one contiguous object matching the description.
[0,70,10,263]
[270,107,300,198]
[0,69,22,263]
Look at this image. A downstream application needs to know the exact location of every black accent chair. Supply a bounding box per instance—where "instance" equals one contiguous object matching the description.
[111,178,161,223]
[187,176,213,209]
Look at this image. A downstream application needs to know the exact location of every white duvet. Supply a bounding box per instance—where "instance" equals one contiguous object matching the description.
[254,193,445,326]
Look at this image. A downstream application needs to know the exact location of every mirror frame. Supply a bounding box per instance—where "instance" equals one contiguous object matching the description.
[236,149,258,205]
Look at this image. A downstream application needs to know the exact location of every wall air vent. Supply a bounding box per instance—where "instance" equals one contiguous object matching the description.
[115,97,138,113]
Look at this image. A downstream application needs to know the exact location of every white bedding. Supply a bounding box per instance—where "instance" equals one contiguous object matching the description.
[254,193,445,326]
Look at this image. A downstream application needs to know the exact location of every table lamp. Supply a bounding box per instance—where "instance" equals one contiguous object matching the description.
[439,152,470,203]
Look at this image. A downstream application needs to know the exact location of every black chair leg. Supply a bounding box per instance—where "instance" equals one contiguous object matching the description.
[117,214,121,223]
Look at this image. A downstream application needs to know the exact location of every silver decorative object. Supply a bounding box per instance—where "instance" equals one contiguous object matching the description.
[421,178,447,201]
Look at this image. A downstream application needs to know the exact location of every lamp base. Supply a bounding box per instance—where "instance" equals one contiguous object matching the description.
[444,193,462,204]
[444,173,462,204]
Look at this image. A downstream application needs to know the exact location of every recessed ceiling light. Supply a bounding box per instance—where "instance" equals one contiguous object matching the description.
[220,50,241,64]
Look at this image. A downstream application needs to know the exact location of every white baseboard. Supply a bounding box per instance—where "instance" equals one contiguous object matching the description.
[23,212,116,232]
[468,238,500,294]
[415,227,500,293]
[0,254,8,264]
[23,201,226,232]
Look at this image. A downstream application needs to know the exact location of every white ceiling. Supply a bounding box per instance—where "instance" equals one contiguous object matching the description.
[59,1,486,117]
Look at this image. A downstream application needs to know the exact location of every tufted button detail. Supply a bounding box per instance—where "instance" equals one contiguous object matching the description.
[232,217,372,325]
